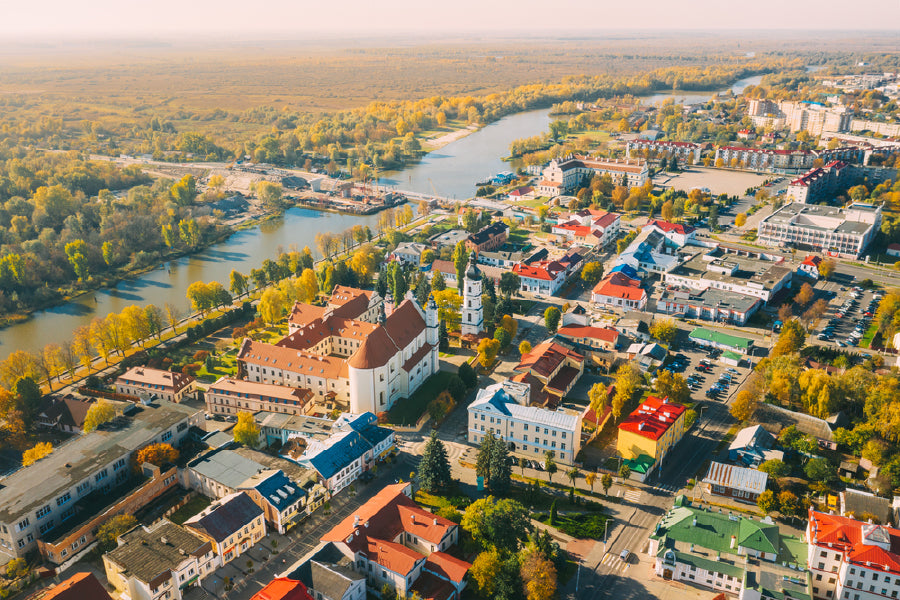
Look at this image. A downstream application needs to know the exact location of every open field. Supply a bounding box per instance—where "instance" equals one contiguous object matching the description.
[654,166,768,196]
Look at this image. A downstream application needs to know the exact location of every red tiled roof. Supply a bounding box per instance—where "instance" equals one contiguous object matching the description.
[801,255,822,267]
[809,510,900,574]
[252,578,315,600]
[402,343,434,373]
[547,365,580,393]
[238,339,349,380]
[592,273,646,302]
[647,220,695,235]
[618,395,686,441]
[411,572,458,600]
[364,538,423,575]
[39,573,112,600]
[513,263,554,281]
[383,299,427,350]
[556,325,619,344]
[425,552,471,583]
[888,243,900,251]
[592,212,619,229]
[515,341,583,378]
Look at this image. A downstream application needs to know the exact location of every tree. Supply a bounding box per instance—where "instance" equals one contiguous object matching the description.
[654,371,689,404]
[545,452,557,483]
[458,362,478,389]
[618,463,631,480]
[549,499,558,525]
[134,443,179,469]
[229,270,248,298]
[759,459,790,479]
[97,514,138,549]
[255,181,284,209]
[661,200,674,221]
[757,490,778,515]
[489,436,512,494]
[498,314,518,339]
[794,282,815,307]
[171,175,198,205]
[772,319,806,357]
[471,549,503,596]
[588,382,609,415]
[186,281,215,316]
[585,472,596,493]
[519,340,532,356]
[777,491,800,517]
[233,411,261,446]
[494,326,512,349]
[259,287,287,325]
[543,306,561,333]
[453,241,467,293]
[581,262,604,286]
[298,268,320,303]
[419,431,453,492]
[476,432,496,483]
[566,467,579,490]
[613,364,642,420]
[499,272,520,299]
[520,547,557,600]
[601,473,613,496]
[15,376,42,423]
[519,456,528,475]
[730,390,759,422]
[432,270,447,292]
[735,213,747,227]
[477,338,501,369]
[22,442,52,466]
[83,399,117,432]
[64,239,90,281]
[461,497,530,552]
[649,319,678,346]
[708,205,719,231]
[818,259,836,279]
[805,457,831,482]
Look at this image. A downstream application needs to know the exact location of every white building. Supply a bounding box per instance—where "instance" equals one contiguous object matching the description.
[807,509,900,600]
[626,139,702,163]
[115,367,196,403]
[391,242,428,265]
[757,202,882,258]
[542,155,649,192]
[238,286,439,415]
[461,252,484,336]
[663,250,794,304]
[467,381,582,465]
[205,377,314,416]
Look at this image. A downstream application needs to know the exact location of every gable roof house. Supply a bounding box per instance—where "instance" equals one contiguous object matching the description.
[321,482,470,600]
[728,425,783,467]
[702,462,769,503]
[513,341,585,405]
[289,542,366,600]
[184,492,266,565]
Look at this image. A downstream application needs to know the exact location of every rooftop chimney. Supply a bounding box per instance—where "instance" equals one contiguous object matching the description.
[730,535,736,549]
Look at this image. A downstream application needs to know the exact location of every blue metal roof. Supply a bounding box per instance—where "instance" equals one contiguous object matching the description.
[251,470,307,509]
[302,431,369,479]
[609,264,639,279]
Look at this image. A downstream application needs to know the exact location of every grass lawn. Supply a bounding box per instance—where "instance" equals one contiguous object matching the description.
[168,495,212,525]
[533,512,611,539]
[388,370,456,425]
[508,196,552,209]
[195,348,239,383]
[860,322,880,349]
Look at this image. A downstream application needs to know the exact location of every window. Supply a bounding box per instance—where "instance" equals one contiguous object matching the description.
[95,469,108,482]
[38,520,55,535]
[56,493,71,507]
[17,539,24,548]
[35,506,51,520]
[113,458,126,471]
[523,424,528,430]
[161,431,172,442]
[16,518,29,531]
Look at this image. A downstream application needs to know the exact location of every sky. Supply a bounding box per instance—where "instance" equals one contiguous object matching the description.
[1,0,898,38]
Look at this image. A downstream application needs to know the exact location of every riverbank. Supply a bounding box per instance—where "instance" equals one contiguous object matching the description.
[422,124,480,151]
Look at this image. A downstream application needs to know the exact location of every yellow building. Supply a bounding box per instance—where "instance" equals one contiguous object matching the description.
[184,492,266,565]
[616,396,686,479]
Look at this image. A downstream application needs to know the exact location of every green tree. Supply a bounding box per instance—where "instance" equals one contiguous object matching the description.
[618,463,631,480]
[580,262,604,286]
[649,319,678,345]
[476,432,496,483]
[494,326,512,349]
[519,340,532,356]
[419,431,453,492]
[453,241,468,293]
[544,451,557,483]
[601,473,613,496]
[805,457,832,482]
[777,491,800,517]
[499,272,520,299]
[489,436,512,495]
[543,306,561,333]
[432,270,447,292]
[461,497,530,552]
[549,499,558,526]
[233,411,260,447]
[171,174,198,206]
[759,459,791,479]
[64,239,90,281]
[566,467,579,490]
[757,490,778,515]
[457,362,478,389]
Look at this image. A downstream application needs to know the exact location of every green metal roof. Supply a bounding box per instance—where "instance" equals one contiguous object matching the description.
[655,504,780,556]
[722,350,743,361]
[689,327,753,351]
[671,550,744,580]
[623,454,655,474]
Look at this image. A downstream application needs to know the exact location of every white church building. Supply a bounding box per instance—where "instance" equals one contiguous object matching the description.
[238,286,440,415]
[462,252,484,337]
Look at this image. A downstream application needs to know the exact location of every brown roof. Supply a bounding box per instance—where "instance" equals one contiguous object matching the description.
[383,300,426,350]
[403,343,434,373]
[425,552,470,584]
[36,572,112,600]
[238,339,348,380]
[116,367,195,393]
[347,327,397,369]
[515,341,583,378]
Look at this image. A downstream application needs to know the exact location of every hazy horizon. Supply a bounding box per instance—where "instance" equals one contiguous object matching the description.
[2,0,899,39]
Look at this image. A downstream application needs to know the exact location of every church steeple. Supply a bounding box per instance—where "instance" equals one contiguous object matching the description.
[461,252,484,336]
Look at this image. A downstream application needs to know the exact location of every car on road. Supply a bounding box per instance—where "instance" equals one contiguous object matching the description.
[620,549,631,562]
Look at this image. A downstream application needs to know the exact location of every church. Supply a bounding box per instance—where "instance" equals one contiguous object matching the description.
[237,285,440,415]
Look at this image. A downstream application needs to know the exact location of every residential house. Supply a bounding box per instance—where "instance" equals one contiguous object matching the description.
[391,243,428,266]
[206,378,314,417]
[887,243,900,258]
[728,425,783,468]
[702,462,769,503]
[512,261,567,296]
[556,325,619,352]
[591,271,648,310]
[36,395,111,434]
[513,341,584,406]
[624,342,668,373]
[467,381,582,465]
[799,255,823,280]
[103,520,218,600]
[536,180,562,197]
[644,220,697,248]
[115,367,196,403]
[806,510,900,600]
[289,542,366,600]
[476,248,526,268]
[427,230,470,250]
[648,497,810,599]
[32,572,113,600]
[251,578,315,600]
[560,304,589,327]
[840,489,893,525]
[298,412,395,494]
[617,396,686,481]
[506,186,534,202]
[185,492,266,565]
[466,222,509,253]
[239,470,313,534]
[321,482,470,600]
[615,311,653,342]
[0,401,200,563]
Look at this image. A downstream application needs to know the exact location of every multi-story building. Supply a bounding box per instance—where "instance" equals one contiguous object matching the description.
[290,543,366,600]
[657,285,762,326]
[786,161,856,204]
[467,380,583,465]
[625,139,702,163]
[757,202,882,258]
[715,146,814,172]
[115,367,196,403]
[238,470,311,534]
[663,249,793,304]
[103,520,218,600]
[465,222,509,253]
[205,378,314,417]
[590,271,648,310]
[321,482,470,600]
[513,341,585,408]
[748,99,853,136]
[0,401,200,563]
[238,286,439,415]
[552,210,621,248]
[512,261,567,296]
[184,492,266,565]
[542,155,649,192]
[648,497,810,600]
[617,395,686,480]
[298,413,395,494]
[806,509,900,600]
[390,242,428,265]
[644,220,696,247]
[614,227,683,277]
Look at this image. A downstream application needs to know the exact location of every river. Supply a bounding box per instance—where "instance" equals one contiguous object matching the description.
[0,72,773,359]
[638,74,765,106]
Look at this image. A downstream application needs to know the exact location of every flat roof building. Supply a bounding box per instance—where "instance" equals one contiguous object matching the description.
[758,202,882,258]
[663,249,793,304]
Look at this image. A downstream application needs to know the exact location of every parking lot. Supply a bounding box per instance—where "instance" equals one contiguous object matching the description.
[811,285,883,350]
[658,336,751,406]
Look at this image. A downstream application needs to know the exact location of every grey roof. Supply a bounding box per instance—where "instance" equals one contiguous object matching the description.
[660,285,761,314]
[202,431,234,448]
[755,403,836,441]
[231,446,318,484]
[668,252,793,293]
[254,411,334,442]
[105,520,211,585]
[730,425,776,452]
[184,492,263,543]
[188,448,266,490]
[703,462,769,495]
[428,229,469,248]
[470,382,580,431]
[841,489,892,524]
[291,542,363,600]
[0,401,200,522]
